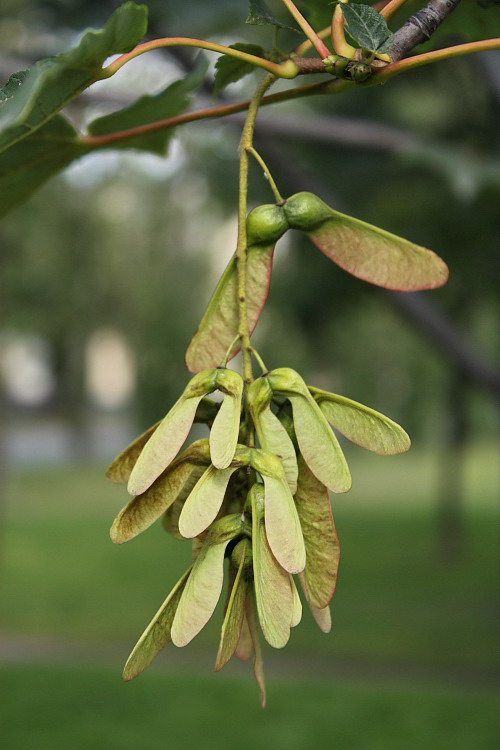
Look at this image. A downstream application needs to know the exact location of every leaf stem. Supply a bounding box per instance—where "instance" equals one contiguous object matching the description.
[380,0,411,20]
[237,74,276,387]
[221,334,241,368]
[104,37,299,79]
[250,348,269,375]
[247,147,284,203]
[371,37,500,83]
[279,0,331,58]
[294,26,331,57]
[331,4,356,59]
[81,78,350,149]
[81,37,499,150]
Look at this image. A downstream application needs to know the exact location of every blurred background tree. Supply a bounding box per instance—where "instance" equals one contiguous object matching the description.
[0,2,498,747]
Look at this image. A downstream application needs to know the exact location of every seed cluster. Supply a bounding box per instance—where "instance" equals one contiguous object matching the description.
[108,364,410,705]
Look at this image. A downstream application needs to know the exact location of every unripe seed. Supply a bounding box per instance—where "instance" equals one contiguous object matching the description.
[246,204,289,245]
[283,192,331,232]
[350,62,371,83]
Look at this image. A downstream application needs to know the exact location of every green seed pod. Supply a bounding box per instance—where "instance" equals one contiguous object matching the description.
[350,62,371,83]
[246,204,289,245]
[283,192,332,232]
[231,537,253,572]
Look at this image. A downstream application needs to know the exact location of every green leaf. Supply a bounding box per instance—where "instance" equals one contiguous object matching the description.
[178,465,239,538]
[246,0,297,31]
[295,455,340,609]
[248,378,298,493]
[341,3,394,54]
[285,192,449,291]
[209,369,243,470]
[250,485,293,648]
[0,2,148,154]
[122,566,191,680]
[246,592,267,708]
[298,572,331,633]
[311,387,411,455]
[110,439,210,544]
[215,540,250,671]
[185,243,275,373]
[171,517,240,647]
[87,57,208,155]
[213,43,265,98]
[106,421,161,484]
[0,115,87,219]
[0,59,208,219]
[127,369,217,496]
[267,368,352,493]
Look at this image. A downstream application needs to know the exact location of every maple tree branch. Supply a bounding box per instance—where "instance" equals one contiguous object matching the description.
[390,0,463,61]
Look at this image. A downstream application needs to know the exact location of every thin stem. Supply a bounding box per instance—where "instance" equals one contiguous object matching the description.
[104,37,299,79]
[371,38,500,83]
[221,334,241,367]
[237,74,276,388]
[331,4,356,59]
[294,25,331,57]
[380,0,411,19]
[82,78,350,149]
[247,147,284,203]
[81,37,499,151]
[250,348,269,375]
[279,0,331,58]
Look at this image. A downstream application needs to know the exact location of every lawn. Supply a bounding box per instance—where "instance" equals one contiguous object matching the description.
[1,442,498,748]
[1,664,498,750]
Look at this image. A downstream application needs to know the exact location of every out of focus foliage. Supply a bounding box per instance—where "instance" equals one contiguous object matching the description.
[0,0,498,434]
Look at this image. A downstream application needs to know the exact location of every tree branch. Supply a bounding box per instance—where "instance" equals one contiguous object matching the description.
[390,0,463,62]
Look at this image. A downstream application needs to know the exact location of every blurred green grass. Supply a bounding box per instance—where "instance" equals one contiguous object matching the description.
[1,442,498,670]
[1,442,498,748]
[1,664,498,750]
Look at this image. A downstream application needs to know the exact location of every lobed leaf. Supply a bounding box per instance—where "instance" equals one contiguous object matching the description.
[0,115,87,218]
[251,486,293,648]
[127,370,217,496]
[307,202,449,291]
[311,388,411,455]
[87,57,208,155]
[0,2,148,153]
[178,465,239,538]
[185,244,275,373]
[213,44,265,98]
[215,542,249,671]
[341,3,394,54]
[246,0,297,31]
[110,439,210,544]
[122,567,191,681]
[294,456,340,609]
[298,572,331,634]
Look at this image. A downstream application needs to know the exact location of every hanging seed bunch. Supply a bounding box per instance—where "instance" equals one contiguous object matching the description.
[108,191,448,706]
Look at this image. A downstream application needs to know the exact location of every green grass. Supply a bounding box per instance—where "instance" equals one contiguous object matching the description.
[2,444,498,674]
[1,664,498,750]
